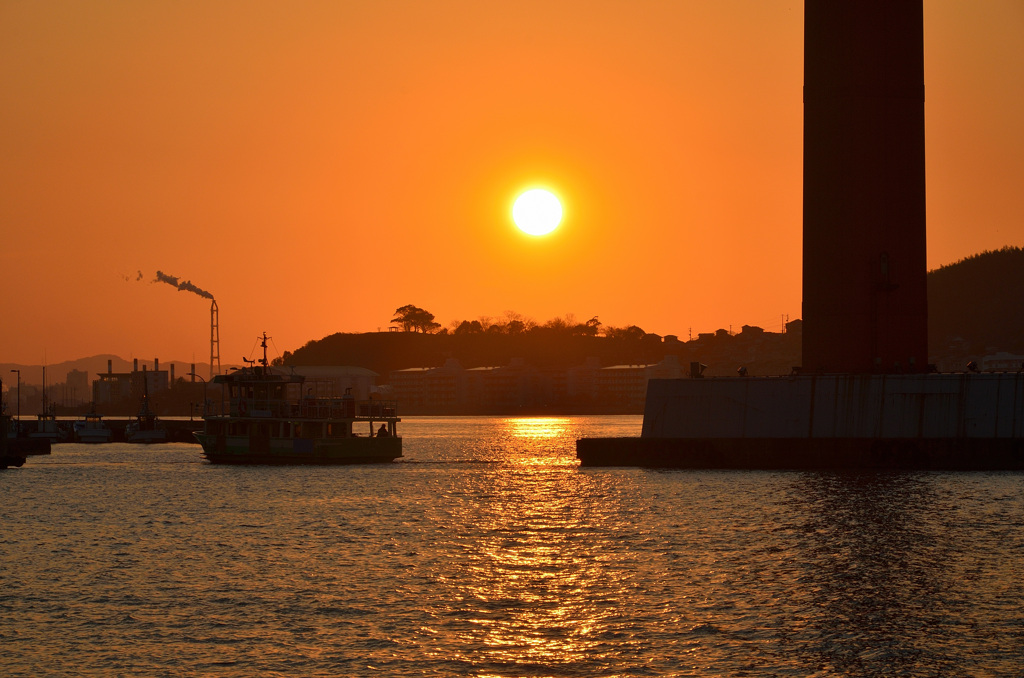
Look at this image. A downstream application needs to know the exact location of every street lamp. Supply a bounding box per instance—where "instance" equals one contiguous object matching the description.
[9,369,19,436]
[187,372,209,418]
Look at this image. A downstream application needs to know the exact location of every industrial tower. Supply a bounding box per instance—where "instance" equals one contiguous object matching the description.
[210,300,221,380]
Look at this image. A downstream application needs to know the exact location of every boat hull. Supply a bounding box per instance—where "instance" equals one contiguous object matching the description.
[7,437,51,455]
[0,453,25,469]
[195,432,402,465]
[29,432,64,444]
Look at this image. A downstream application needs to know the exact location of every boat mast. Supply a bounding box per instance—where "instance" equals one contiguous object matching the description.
[259,332,270,369]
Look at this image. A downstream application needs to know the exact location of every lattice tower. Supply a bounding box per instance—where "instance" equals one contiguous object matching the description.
[210,300,221,379]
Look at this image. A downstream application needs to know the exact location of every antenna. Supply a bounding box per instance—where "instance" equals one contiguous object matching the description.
[259,332,270,368]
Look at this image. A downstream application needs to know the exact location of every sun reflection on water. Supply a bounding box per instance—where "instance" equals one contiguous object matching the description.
[504,417,569,440]
[455,476,621,668]
[497,417,576,467]
[425,418,643,672]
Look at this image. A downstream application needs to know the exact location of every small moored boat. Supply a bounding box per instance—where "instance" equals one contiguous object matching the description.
[30,405,67,443]
[125,381,167,444]
[74,407,113,444]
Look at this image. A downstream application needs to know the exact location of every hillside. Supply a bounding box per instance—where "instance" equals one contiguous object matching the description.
[282,248,1023,375]
[928,246,1024,357]
[281,326,801,378]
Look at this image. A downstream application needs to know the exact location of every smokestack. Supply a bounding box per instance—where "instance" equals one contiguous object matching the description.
[154,358,159,372]
[107,359,112,374]
[170,364,175,383]
[190,364,196,382]
[134,358,138,372]
[802,0,927,374]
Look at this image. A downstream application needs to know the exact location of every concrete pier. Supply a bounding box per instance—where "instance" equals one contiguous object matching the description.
[578,373,1024,470]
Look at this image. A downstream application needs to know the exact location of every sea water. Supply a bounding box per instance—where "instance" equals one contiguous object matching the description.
[1,416,1021,677]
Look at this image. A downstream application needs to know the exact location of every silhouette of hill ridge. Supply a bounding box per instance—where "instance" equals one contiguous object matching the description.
[282,248,1022,375]
[928,246,1024,356]
[283,326,801,378]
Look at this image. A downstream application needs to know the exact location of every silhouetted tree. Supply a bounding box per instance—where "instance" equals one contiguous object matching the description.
[604,325,646,340]
[453,320,484,335]
[541,314,574,333]
[500,310,535,334]
[577,316,601,337]
[392,304,441,333]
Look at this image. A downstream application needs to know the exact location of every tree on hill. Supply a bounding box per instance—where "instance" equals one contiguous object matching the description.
[453,320,484,335]
[538,314,601,336]
[604,325,646,340]
[580,316,601,336]
[392,304,441,333]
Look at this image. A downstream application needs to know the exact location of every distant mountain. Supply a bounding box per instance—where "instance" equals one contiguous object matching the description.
[928,246,1024,357]
[0,356,221,388]
[0,355,131,389]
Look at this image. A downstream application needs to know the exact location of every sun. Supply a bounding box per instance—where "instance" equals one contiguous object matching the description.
[512,189,562,236]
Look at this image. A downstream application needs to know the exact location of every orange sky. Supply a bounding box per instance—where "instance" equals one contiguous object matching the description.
[2,1,1022,366]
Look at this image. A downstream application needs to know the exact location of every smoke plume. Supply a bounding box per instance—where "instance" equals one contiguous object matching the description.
[155,270,215,300]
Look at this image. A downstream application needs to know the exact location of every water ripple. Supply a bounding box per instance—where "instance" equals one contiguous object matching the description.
[1,419,1022,677]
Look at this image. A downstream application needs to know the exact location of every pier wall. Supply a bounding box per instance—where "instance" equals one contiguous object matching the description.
[641,374,1024,440]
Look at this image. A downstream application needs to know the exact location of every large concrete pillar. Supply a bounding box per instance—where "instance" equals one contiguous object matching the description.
[802,0,928,374]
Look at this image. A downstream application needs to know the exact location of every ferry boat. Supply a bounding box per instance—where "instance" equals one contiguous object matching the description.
[194,333,402,464]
